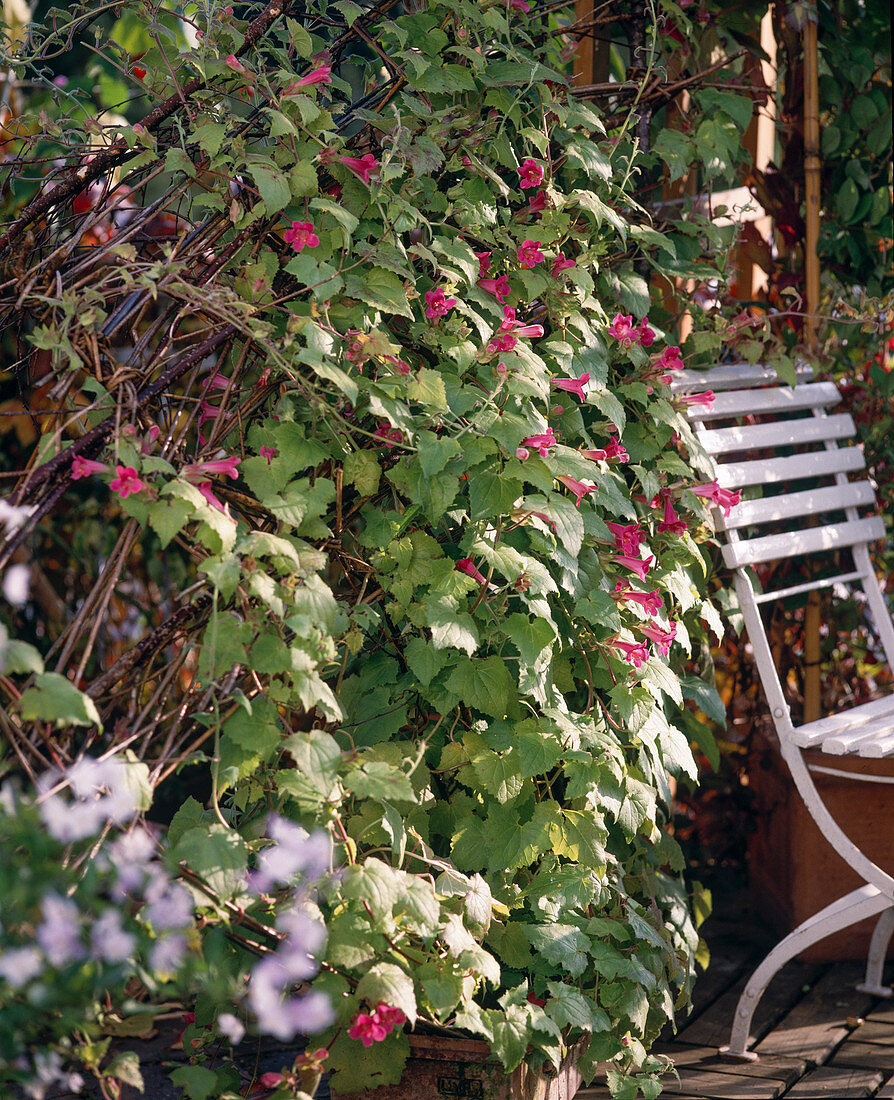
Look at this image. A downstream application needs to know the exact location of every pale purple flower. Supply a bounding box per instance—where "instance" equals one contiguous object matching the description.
[2,564,30,606]
[150,934,187,973]
[39,793,103,842]
[25,1051,83,1100]
[0,501,35,531]
[218,1013,246,1044]
[254,818,332,892]
[248,957,333,1039]
[91,910,135,964]
[146,882,193,931]
[37,894,83,967]
[108,828,156,895]
[0,946,43,988]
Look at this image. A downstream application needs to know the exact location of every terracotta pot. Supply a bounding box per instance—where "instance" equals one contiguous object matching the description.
[333,1033,584,1100]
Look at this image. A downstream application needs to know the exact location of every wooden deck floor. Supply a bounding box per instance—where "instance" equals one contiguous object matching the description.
[580,885,894,1100]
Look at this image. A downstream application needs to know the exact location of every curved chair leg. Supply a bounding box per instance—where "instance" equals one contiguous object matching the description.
[719,885,891,1061]
[856,906,894,997]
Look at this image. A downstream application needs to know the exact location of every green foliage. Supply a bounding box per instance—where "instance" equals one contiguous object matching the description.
[0,0,770,1096]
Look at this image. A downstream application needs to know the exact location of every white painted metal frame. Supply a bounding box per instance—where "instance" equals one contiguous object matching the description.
[672,363,894,1060]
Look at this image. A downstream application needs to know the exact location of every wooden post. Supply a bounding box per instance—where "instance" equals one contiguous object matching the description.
[572,2,609,91]
[802,15,822,723]
[803,16,821,350]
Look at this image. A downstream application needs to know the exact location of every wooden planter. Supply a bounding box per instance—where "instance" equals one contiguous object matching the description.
[334,1033,584,1100]
[747,727,894,961]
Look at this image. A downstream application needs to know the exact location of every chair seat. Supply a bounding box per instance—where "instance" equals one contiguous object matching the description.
[791,694,894,756]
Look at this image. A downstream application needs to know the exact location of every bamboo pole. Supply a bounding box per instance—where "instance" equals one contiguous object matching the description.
[803,15,822,723]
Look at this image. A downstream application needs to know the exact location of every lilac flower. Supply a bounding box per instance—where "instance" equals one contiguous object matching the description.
[108,828,156,895]
[218,1013,246,1045]
[37,894,83,967]
[3,564,30,606]
[39,793,104,842]
[150,934,187,974]
[25,1051,84,1100]
[0,946,43,988]
[253,817,332,893]
[0,501,35,531]
[145,881,193,931]
[91,910,136,964]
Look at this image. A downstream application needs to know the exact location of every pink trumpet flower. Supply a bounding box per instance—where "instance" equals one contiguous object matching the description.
[71,457,110,480]
[656,493,687,535]
[456,557,487,585]
[690,481,741,516]
[475,251,492,276]
[608,313,637,346]
[606,522,646,556]
[109,466,146,499]
[339,153,379,184]
[613,553,654,580]
[639,620,677,657]
[182,456,241,482]
[557,475,597,507]
[477,275,512,303]
[678,391,715,408]
[424,287,458,321]
[285,64,332,91]
[517,240,545,268]
[610,638,650,668]
[551,372,590,402]
[517,158,544,190]
[551,253,576,277]
[283,221,319,252]
[197,481,232,518]
[613,584,664,614]
[520,428,557,458]
[527,189,548,213]
[500,306,544,339]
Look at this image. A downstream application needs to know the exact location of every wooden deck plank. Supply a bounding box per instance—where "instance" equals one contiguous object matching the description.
[846,1018,894,1044]
[660,1070,784,1098]
[675,961,826,1050]
[752,962,876,1062]
[831,1039,894,1072]
[652,1043,806,1084]
[867,1000,894,1024]
[781,1064,883,1098]
[873,1076,894,1098]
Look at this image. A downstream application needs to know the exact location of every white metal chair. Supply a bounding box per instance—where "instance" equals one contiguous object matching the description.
[672,362,894,1060]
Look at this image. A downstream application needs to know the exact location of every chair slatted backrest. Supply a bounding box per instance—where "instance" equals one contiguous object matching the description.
[671,363,894,735]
